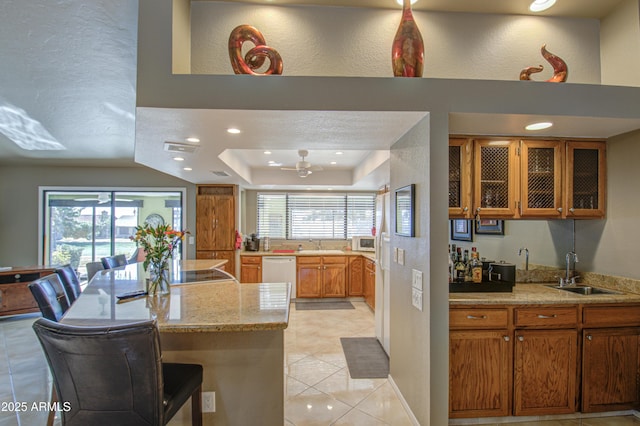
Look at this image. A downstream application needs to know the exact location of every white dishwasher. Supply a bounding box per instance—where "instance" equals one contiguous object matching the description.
[262,257,297,300]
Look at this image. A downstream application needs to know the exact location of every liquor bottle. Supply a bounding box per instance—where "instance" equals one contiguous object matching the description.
[455,249,466,283]
[463,250,472,282]
[448,245,454,283]
[471,251,483,283]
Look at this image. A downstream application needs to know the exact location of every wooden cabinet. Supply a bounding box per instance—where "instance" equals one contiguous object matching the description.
[196,185,236,276]
[348,256,364,296]
[449,308,511,418]
[296,256,347,298]
[449,137,606,220]
[565,141,606,219]
[0,267,56,317]
[513,329,578,416]
[520,139,564,218]
[363,258,375,310]
[513,306,578,416]
[581,304,640,412]
[449,138,473,218]
[473,139,520,218]
[582,327,640,412]
[240,256,262,283]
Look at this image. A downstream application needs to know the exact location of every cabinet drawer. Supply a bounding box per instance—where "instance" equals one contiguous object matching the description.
[322,256,347,264]
[0,272,41,284]
[583,305,640,327]
[297,256,322,265]
[514,306,577,328]
[450,308,509,329]
[241,256,262,265]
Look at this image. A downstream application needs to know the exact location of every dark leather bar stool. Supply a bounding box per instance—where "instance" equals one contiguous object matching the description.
[54,264,82,304]
[85,261,105,281]
[33,318,203,426]
[100,254,128,269]
[28,274,71,322]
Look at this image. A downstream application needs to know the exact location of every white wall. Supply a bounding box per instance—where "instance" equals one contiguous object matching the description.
[190,2,601,83]
[601,0,640,87]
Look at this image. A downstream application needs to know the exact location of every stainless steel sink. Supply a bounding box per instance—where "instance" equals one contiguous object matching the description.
[546,284,622,295]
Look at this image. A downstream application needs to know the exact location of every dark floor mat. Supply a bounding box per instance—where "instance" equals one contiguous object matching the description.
[340,337,389,379]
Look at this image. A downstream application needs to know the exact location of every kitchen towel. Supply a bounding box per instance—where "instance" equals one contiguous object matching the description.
[340,337,389,379]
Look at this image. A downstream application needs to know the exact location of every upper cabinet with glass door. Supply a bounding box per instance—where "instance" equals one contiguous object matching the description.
[520,140,564,218]
[565,141,606,219]
[449,138,473,218]
[473,139,520,219]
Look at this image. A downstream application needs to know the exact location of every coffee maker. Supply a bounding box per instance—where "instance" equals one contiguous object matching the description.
[244,234,260,251]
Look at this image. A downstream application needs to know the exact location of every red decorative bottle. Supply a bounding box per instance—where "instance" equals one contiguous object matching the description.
[391,0,424,77]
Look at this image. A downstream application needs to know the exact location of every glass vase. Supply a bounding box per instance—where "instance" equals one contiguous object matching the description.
[391,0,424,77]
[147,261,170,296]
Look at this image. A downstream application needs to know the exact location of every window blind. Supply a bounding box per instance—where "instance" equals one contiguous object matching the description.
[257,192,375,239]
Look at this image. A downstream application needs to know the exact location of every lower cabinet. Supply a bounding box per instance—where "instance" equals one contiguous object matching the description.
[581,304,640,413]
[513,329,578,416]
[363,258,375,310]
[449,308,511,418]
[240,256,262,283]
[348,256,364,296]
[296,256,347,298]
[582,327,640,412]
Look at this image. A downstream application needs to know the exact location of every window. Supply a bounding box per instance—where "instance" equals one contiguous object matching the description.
[257,192,375,239]
[41,189,185,279]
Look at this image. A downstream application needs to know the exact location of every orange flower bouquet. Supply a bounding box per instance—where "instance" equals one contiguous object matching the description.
[130,223,188,295]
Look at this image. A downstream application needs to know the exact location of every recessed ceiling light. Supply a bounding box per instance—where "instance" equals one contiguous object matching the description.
[268,162,282,167]
[327,188,333,191]
[183,167,192,171]
[525,121,553,131]
[330,161,337,165]
[264,150,272,155]
[396,0,418,5]
[173,156,185,161]
[335,151,343,155]
[185,137,200,143]
[529,0,556,12]
[227,128,241,134]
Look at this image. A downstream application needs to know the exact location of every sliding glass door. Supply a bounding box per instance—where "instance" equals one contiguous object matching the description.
[42,189,184,279]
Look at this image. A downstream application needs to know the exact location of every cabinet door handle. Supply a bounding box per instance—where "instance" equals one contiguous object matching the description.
[557,207,563,213]
[503,336,510,342]
[463,206,468,212]
[466,315,487,320]
[537,314,557,319]
[518,336,524,342]
[586,335,592,341]
[317,266,321,270]
[569,207,575,213]
[258,266,261,270]
[324,266,327,270]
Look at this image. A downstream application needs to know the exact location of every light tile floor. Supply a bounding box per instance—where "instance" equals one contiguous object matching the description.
[2,305,640,425]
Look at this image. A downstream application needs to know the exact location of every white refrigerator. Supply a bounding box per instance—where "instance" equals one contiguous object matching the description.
[375,192,391,355]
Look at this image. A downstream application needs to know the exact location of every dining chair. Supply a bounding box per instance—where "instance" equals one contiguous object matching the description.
[54,264,82,304]
[32,318,203,426]
[85,261,105,281]
[28,274,71,322]
[100,254,128,269]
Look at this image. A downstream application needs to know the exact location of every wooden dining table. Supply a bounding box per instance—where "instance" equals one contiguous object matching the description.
[62,259,291,426]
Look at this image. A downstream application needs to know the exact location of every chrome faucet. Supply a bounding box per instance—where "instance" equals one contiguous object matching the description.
[561,251,579,287]
[518,247,529,271]
[316,240,322,250]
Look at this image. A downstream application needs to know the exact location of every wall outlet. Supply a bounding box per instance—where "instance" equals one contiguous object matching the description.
[412,269,423,290]
[202,391,216,413]
[393,247,398,263]
[398,248,405,266]
[412,288,423,311]
[188,236,195,245]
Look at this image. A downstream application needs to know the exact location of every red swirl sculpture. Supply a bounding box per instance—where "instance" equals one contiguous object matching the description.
[228,25,283,75]
[520,44,568,82]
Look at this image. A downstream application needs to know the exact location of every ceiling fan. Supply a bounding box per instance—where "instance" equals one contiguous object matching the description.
[280,149,323,178]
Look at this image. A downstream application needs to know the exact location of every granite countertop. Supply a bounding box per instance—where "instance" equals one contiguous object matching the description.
[450,283,640,305]
[62,262,291,332]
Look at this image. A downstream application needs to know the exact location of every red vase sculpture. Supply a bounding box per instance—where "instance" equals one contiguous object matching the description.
[391,0,424,77]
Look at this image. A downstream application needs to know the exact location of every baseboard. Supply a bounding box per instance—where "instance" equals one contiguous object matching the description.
[449,410,636,425]
[388,374,420,426]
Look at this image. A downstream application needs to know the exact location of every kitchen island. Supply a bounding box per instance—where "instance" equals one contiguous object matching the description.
[62,260,291,426]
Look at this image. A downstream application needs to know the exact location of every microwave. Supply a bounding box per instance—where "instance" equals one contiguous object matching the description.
[352,236,375,252]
